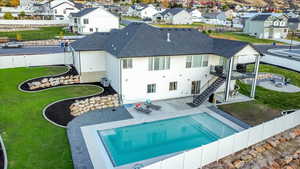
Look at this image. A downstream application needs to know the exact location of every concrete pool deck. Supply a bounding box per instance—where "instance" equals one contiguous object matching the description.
[80,105,245,169]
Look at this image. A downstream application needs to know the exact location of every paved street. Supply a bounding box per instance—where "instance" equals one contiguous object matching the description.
[0,46,65,56]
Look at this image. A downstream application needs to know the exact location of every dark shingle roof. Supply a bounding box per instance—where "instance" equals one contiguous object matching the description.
[251,14,272,21]
[160,8,185,16]
[288,17,300,23]
[71,23,259,58]
[71,32,111,51]
[71,8,97,17]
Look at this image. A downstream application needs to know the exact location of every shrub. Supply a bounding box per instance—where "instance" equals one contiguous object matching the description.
[59,31,64,39]
[3,12,14,20]
[207,30,212,34]
[16,33,22,41]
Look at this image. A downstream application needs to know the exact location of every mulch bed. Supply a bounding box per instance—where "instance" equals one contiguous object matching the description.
[20,65,79,92]
[44,82,117,127]
[0,143,4,169]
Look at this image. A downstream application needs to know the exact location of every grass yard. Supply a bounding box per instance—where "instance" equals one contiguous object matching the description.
[209,32,282,44]
[122,16,142,21]
[0,27,75,41]
[219,64,300,126]
[0,66,102,169]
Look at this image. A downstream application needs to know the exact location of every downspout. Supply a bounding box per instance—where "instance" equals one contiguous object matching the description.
[119,59,123,104]
[79,51,82,76]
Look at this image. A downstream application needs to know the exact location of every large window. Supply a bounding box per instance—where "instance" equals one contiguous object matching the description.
[169,82,177,91]
[123,59,132,69]
[83,18,89,24]
[149,56,170,71]
[186,55,209,68]
[147,84,156,93]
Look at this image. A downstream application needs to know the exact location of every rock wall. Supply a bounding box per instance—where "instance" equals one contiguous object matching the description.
[203,126,300,169]
[69,94,120,116]
[27,75,80,90]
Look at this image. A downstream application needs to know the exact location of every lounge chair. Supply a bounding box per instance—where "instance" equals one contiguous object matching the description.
[145,102,161,111]
[135,104,151,114]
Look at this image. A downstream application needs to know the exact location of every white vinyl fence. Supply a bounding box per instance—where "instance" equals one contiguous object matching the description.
[0,19,69,26]
[143,110,300,169]
[0,52,73,69]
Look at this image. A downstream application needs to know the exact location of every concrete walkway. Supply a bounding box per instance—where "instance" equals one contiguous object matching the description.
[273,38,300,45]
[261,54,300,72]
[258,81,300,93]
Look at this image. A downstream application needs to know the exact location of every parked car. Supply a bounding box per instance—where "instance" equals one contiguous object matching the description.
[2,41,23,48]
[281,109,296,116]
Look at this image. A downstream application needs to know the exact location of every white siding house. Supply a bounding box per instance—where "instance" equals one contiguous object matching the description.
[70,8,119,34]
[244,14,289,39]
[153,8,193,24]
[50,0,81,20]
[71,23,261,104]
[139,6,159,19]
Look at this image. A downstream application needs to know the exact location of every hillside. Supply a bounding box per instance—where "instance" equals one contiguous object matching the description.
[219,0,300,9]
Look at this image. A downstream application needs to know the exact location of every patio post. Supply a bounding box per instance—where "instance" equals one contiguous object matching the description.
[224,57,233,102]
[250,54,261,98]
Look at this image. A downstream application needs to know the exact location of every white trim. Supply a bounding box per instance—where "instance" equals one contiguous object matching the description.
[0,135,7,169]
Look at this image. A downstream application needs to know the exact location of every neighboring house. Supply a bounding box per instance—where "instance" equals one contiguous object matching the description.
[244,14,289,39]
[126,3,148,17]
[50,0,82,20]
[288,17,300,31]
[70,23,261,105]
[153,8,193,24]
[224,9,237,20]
[70,7,119,34]
[202,12,227,25]
[139,5,159,19]
[187,9,202,22]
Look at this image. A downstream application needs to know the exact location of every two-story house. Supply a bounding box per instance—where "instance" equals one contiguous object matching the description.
[244,14,289,39]
[202,12,227,25]
[69,7,119,34]
[70,23,262,105]
[153,8,193,24]
[50,0,82,20]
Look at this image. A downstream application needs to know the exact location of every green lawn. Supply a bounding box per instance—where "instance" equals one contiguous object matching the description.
[0,66,102,169]
[0,27,75,41]
[219,64,300,125]
[122,16,142,21]
[209,32,283,44]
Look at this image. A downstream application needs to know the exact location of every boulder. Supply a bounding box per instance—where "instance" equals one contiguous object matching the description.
[284,156,293,164]
[232,160,244,169]
[41,78,48,83]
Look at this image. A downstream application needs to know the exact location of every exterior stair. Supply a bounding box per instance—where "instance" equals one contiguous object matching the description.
[189,77,226,107]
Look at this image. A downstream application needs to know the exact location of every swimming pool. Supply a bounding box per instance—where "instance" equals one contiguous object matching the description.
[98,112,237,167]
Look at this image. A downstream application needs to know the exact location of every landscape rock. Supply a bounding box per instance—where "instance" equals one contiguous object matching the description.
[28,75,80,90]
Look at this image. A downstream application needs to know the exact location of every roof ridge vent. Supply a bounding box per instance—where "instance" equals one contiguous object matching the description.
[167,32,171,42]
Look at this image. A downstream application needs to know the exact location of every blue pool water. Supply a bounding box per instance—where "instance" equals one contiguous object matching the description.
[98,113,237,166]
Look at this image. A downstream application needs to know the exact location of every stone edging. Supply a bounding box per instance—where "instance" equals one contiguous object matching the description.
[42,84,105,128]
[18,65,73,93]
[0,135,7,169]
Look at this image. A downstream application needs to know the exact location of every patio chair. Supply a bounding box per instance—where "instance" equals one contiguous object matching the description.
[145,102,161,111]
[134,104,151,114]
